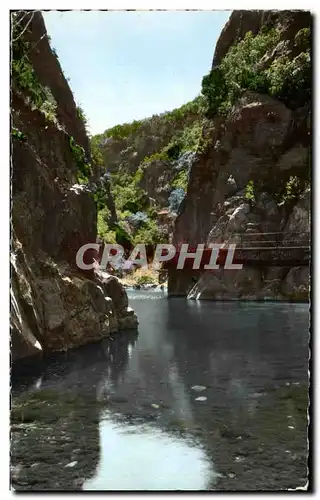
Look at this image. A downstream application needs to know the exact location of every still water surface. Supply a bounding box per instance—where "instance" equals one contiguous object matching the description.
[11,291,309,491]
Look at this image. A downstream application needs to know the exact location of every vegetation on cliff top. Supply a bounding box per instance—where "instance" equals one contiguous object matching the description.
[201,27,311,116]
[103,96,204,141]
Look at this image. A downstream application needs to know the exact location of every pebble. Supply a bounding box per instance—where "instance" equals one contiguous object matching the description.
[228,473,236,479]
[195,396,207,402]
[191,385,206,392]
[151,404,160,409]
[65,461,78,468]
[288,425,295,430]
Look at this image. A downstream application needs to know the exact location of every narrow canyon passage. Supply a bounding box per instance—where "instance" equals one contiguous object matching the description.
[10,9,311,492]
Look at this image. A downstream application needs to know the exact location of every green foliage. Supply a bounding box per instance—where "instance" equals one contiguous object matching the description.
[92,183,109,211]
[135,274,157,286]
[113,222,133,248]
[163,95,204,124]
[11,14,47,108]
[202,67,230,116]
[283,176,305,202]
[201,26,311,115]
[111,172,149,213]
[133,218,165,246]
[97,207,117,243]
[172,169,188,190]
[271,173,309,205]
[166,142,182,160]
[142,150,169,164]
[11,128,26,141]
[294,28,311,51]
[142,140,183,166]
[68,136,92,183]
[266,51,311,107]
[11,14,59,122]
[133,164,146,184]
[179,121,203,152]
[244,180,256,202]
[90,134,105,168]
[105,120,143,140]
[102,96,204,141]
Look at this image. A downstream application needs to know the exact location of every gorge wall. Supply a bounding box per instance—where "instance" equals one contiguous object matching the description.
[11,11,137,362]
[168,10,311,300]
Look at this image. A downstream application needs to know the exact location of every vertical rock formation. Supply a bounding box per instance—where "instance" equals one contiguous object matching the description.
[169,10,311,300]
[11,11,138,361]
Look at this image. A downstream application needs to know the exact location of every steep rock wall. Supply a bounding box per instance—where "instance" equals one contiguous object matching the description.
[11,12,137,361]
[169,10,311,300]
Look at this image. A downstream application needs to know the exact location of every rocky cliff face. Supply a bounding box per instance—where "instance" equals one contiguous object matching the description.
[212,10,311,67]
[168,10,311,300]
[11,12,137,362]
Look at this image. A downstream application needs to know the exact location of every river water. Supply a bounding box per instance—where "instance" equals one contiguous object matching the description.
[11,291,310,491]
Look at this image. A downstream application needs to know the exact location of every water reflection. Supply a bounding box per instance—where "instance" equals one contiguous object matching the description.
[83,410,213,491]
[11,293,309,491]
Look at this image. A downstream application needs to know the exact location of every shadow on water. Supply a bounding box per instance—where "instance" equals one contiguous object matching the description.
[11,292,309,491]
[164,299,309,490]
[11,330,139,491]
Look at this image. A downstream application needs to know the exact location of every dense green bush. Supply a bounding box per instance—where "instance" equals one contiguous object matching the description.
[90,134,105,168]
[11,128,26,141]
[279,175,309,204]
[133,218,165,245]
[111,172,149,213]
[266,51,311,107]
[114,222,133,248]
[178,121,203,152]
[201,26,311,115]
[294,27,311,51]
[164,95,204,124]
[97,207,117,243]
[101,96,204,141]
[172,170,188,191]
[104,120,144,140]
[142,150,169,165]
[244,180,256,202]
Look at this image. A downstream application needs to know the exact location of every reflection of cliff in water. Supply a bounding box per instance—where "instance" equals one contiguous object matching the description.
[11,297,309,491]
[11,331,138,491]
[163,300,309,490]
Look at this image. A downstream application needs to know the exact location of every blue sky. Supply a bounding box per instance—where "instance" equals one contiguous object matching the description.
[43,10,230,135]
